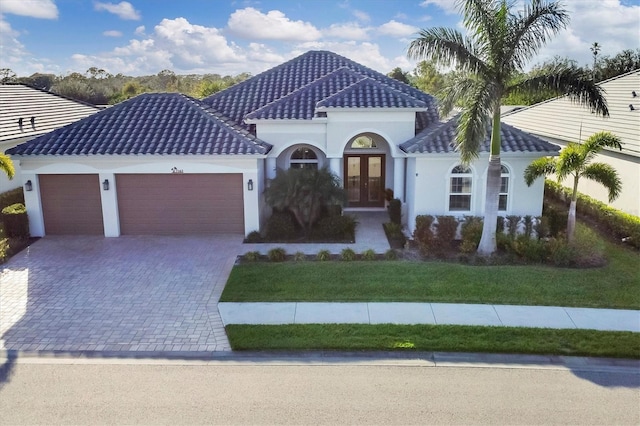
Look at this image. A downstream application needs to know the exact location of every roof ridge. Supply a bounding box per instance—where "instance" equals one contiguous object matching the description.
[316,76,428,109]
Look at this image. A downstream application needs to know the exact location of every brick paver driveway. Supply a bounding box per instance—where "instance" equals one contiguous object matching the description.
[0,235,243,353]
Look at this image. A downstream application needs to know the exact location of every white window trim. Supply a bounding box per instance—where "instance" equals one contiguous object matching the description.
[498,163,510,213]
[447,164,473,213]
[288,145,321,169]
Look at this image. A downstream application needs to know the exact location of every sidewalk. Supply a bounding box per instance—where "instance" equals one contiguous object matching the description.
[218,302,640,332]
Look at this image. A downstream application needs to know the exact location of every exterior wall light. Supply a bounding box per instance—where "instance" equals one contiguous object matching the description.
[247,179,254,191]
[103,179,109,190]
[25,180,32,191]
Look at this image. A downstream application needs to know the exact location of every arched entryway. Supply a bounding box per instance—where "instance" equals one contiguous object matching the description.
[343,133,389,208]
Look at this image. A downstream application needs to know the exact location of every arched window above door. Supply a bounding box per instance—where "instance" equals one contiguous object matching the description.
[289,146,319,169]
[351,135,377,149]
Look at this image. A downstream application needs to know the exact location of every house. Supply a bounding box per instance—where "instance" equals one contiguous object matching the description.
[502,70,640,216]
[8,50,559,237]
[0,84,101,192]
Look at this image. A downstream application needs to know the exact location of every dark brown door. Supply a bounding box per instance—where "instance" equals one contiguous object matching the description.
[344,154,385,207]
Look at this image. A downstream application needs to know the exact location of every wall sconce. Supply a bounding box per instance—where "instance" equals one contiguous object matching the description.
[247,179,254,191]
[25,180,33,191]
[102,179,109,190]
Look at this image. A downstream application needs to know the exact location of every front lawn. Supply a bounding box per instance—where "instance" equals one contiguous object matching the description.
[226,324,640,359]
[221,239,639,309]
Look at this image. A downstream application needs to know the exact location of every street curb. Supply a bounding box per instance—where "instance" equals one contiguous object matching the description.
[1,349,639,372]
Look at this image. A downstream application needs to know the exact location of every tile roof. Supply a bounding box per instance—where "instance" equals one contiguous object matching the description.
[205,50,439,129]
[8,93,272,156]
[316,77,428,109]
[502,70,640,157]
[0,84,101,145]
[400,115,561,155]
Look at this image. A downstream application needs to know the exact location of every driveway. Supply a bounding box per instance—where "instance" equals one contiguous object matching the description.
[0,235,243,353]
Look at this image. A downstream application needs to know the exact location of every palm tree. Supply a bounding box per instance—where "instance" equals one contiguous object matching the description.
[407,0,608,255]
[0,153,15,180]
[524,131,622,242]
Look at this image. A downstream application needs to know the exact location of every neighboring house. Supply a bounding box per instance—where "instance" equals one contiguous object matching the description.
[8,50,558,237]
[0,84,101,192]
[503,70,640,216]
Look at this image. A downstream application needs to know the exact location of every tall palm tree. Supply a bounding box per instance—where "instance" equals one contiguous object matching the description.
[524,131,622,242]
[407,0,608,255]
[0,153,15,180]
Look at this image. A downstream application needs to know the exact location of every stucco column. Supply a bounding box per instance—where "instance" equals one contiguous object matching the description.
[266,156,277,180]
[22,173,45,237]
[243,172,260,236]
[329,157,342,181]
[393,157,405,202]
[99,172,120,237]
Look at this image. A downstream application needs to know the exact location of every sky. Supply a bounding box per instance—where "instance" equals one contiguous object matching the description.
[1,0,639,78]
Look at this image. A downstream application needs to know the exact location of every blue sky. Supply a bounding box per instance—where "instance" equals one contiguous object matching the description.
[1,0,639,77]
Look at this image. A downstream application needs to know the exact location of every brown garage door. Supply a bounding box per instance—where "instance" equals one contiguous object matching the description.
[39,174,104,235]
[116,174,244,235]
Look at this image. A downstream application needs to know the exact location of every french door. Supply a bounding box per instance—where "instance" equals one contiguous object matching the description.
[344,154,385,207]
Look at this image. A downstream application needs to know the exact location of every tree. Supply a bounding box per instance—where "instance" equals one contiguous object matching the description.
[387,67,411,84]
[597,48,640,81]
[411,60,446,95]
[590,42,601,81]
[264,166,346,234]
[407,0,608,255]
[0,68,17,83]
[0,153,16,180]
[524,131,622,242]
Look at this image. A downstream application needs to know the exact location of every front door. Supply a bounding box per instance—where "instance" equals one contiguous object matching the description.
[344,154,385,207]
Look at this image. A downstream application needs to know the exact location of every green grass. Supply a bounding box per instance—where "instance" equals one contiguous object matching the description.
[226,324,640,359]
[222,239,640,308]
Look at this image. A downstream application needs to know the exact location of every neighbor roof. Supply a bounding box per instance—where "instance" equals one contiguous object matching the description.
[400,116,561,155]
[502,70,640,157]
[205,50,438,130]
[8,93,272,156]
[0,84,101,145]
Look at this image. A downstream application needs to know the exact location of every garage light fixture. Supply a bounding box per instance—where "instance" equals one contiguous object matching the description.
[25,180,32,191]
[103,179,109,191]
[247,179,254,191]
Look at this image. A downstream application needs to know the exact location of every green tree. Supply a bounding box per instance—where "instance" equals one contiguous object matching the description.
[0,153,16,180]
[524,131,622,242]
[387,67,411,84]
[407,0,608,255]
[0,68,17,83]
[265,167,346,234]
[411,60,446,95]
[597,48,640,81]
[191,79,229,98]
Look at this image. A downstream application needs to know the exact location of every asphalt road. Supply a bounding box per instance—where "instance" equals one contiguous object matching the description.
[1,358,639,425]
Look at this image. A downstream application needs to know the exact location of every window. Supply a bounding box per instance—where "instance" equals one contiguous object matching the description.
[449,165,472,211]
[290,147,318,170]
[350,135,376,149]
[499,165,509,211]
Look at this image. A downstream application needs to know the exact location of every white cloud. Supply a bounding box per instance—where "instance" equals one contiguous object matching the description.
[134,25,145,35]
[294,41,393,73]
[94,1,141,20]
[247,43,286,64]
[1,0,58,19]
[323,22,370,40]
[103,30,123,37]
[353,9,370,22]
[227,7,321,41]
[377,20,419,38]
[420,0,458,14]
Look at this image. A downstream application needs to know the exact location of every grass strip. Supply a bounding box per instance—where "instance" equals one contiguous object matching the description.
[223,241,639,308]
[226,324,640,359]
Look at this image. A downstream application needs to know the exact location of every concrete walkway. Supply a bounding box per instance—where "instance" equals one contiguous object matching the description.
[219,302,640,332]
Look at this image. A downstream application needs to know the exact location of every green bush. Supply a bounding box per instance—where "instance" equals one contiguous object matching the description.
[0,238,9,263]
[496,216,505,234]
[245,230,262,243]
[388,198,402,225]
[413,215,435,256]
[311,215,356,241]
[534,216,549,239]
[316,249,331,261]
[1,203,29,238]
[267,247,287,262]
[506,215,520,239]
[361,249,377,261]
[243,251,261,262]
[543,204,567,237]
[460,216,483,253]
[523,216,534,239]
[0,188,24,212]
[384,249,398,260]
[434,216,457,254]
[265,211,297,240]
[340,248,356,261]
[293,251,307,262]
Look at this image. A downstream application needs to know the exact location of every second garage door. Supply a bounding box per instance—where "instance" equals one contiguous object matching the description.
[116,174,244,235]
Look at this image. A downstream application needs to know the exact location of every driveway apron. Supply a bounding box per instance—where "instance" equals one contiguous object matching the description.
[0,235,243,353]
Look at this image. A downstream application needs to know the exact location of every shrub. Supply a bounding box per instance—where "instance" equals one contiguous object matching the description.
[434,215,457,254]
[534,216,549,239]
[243,251,261,262]
[340,248,356,261]
[265,211,297,240]
[245,230,262,243]
[311,215,357,241]
[316,249,331,261]
[384,249,398,260]
[267,247,286,262]
[506,215,520,239]
[460,216,483,253]
[385,188,394,202]
[293,251,307,262]
[1,203,29,238]
[0,188,24,212]
[388,198,402,225]
[523,215,534,239]
[413,215,435,256]
[543,204,567,237]
[0,238,9,263]
[496,216,505,234]
[323,204,343,217]
[361,249,377,261]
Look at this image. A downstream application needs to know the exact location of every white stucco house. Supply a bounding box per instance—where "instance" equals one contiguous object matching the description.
[0,84,101,193]
[8,50,559,237]
[503,69,640,216]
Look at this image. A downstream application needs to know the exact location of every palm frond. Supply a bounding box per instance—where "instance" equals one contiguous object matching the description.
[459,0,499,61]
[507,66,609,116]
[523,156,556,186]
[0,154,15,179]
[454,79,495,163]
[407,28,487,75]
[582,162,622,202]
[437,73,477,117]
[555,143,583,182]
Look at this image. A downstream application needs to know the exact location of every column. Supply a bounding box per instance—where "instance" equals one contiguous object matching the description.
[266,156,277,180]
[329,157,342,181]
[22,173,45,237]
[393,157,405,202]
[99,172,120,237]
